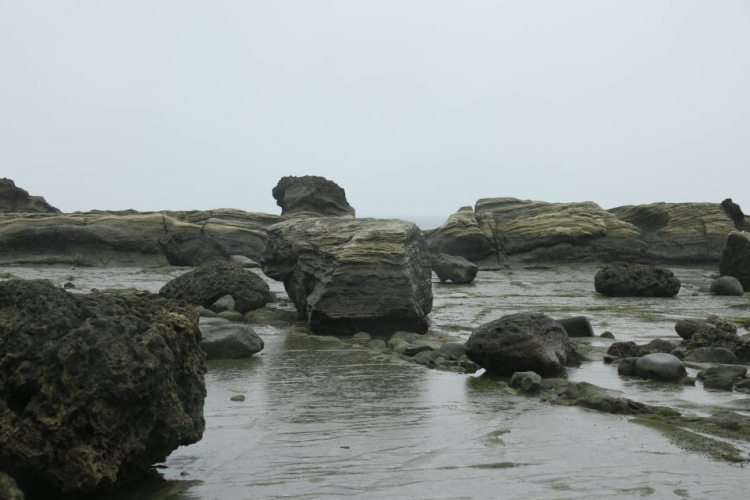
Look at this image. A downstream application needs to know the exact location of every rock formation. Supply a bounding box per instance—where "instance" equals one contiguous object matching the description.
[719,231,750,290]
[594,262,681,297]
[159,261,270,314]
[430,253,479,284]
[464,312,577,376]
[0,279,206,497]
[272,175,355,217]
[261,218,432,335]
[0,209,283,267]
[427,198,742,267]
[0,178,60,214]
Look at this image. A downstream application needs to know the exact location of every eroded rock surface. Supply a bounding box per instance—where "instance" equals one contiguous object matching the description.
[0,279,206,497]
[272,176,355,217]
[594,262,681,297]
[160,261,270,314]
[430,253,479,284]
[0,178,60,214]
[261,218,432,335]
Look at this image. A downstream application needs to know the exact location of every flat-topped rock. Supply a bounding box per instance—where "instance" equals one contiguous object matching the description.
[261,217,432,335]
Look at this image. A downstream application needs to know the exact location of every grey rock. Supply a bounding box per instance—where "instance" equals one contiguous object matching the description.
[600,331,615,339]
[440,342,466,359]
[160,261,270,314]
[200,322,264,359]
[159,231,227,267]
[683,347,738,364]
[682,316,750,363]
[675,319,711,340]
[425,206,503,269]
[216,311,244,322]
[0,178,60,213]
[607,341,646,359]
[430,253,479,284]
[719,231,750,290]
[644,338,678,353]
[262,218,432,335]
[458,357,480,373]
[594,262,681,297]
[710,276,744,296]
[697,365,747,381]
[635,353,687,381]
[555,316,595,337]
[210,294,236,313]
[735,379,750,390]
[272,175,355,217]
[465,312,576,376]
[702,377,735,391]
[402,343,435,357]
[617,357,638,376]
[510,371,542,393]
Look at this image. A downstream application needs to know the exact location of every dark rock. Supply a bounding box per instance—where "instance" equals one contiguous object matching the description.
[261,218,432,335]
[0,472,24,500]
[271,175,355,217]
[710,276,744,296]
[458,357,480,373]
[510,371,542,393]
[697,365,747,381]
[159,231,227,267]
[736,379,750,390]
[199,321,264,359]
[160,261,270,314]
[635,353,687,381]
[600,331,615,339]
[430,253,479,284]
[594,262,681,297]
[675,319,711,340]
[0,178,60,214]
[683,316,750,363]
[617,357,638,376]
[464,312,577,376]
[719,231,750,290]
[555,316,595,337]
[412,350,447,368]
[425,207,504,270]
[607,341,646,359]
[0,279,205,497]
[721,198,745,226]
[684,347,738,364]
[644,338,678,353]
[702,377,735,391]
[402,343,435,357]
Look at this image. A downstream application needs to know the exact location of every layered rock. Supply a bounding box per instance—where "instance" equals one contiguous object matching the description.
[159,261,270,314]
[261,218,432,335]
[719,231,750,290]
[426,198,741,266]
[0,209,283,267]
[0,178,60,214]
[594,262,681,297]
[272,176,355,217]
[464,312,577,376]
[0,279,206,497]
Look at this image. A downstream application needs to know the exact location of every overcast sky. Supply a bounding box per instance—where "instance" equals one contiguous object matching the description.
[1,1,748,217]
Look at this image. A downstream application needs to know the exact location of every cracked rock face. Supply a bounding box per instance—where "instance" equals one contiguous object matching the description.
[261,218,432,335]
[0,279,206,497]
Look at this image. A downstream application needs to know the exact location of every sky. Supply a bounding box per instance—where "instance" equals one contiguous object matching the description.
[1,1,748,217]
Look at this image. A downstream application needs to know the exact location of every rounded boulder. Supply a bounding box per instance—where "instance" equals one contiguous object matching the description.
[635,353,687,382]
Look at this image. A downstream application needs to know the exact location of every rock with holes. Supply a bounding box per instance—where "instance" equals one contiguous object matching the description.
[0,279,205,497]
[594,262,681,297]
[160,261,270,314]
[272,175,355,217]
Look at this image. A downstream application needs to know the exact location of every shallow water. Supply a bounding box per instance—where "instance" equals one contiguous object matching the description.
[3,264,750,499]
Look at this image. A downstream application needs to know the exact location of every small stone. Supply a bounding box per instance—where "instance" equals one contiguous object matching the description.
[440,342,466,359]
[230,395,246,402]
[216,311,244,322]
[600,331,615,339]
[63,282,75,289]
[211,294,236,313]
[510,371,542,393]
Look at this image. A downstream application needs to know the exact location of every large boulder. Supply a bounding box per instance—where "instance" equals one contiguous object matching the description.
[159,261,270,314]
[719,231,750,290]
[271,176,355,217]
[261,218,432,335]
[635,353,687,382]
[682,316,750,362]
[594,262,681,297]
[0,178,60,214]
[709,276,744,296]
[464,312,577,376]
[0,280,206,497]
[430,253,479,284]
[0,209,283,267]
[425,207,503,269]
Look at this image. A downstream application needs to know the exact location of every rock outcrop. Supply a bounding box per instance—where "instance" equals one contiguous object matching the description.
[0,209,283,267]
[682,316,750,363]
[464,312,577,376]
[426,198,741,267]
[594,262,681,297]
[719,231,750,290]
[159,261,270,314]
[0,178,60,214]
[272,176,355,217]
[430,253,479,284]
[0,280,206,497]
[261,218,432,335]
